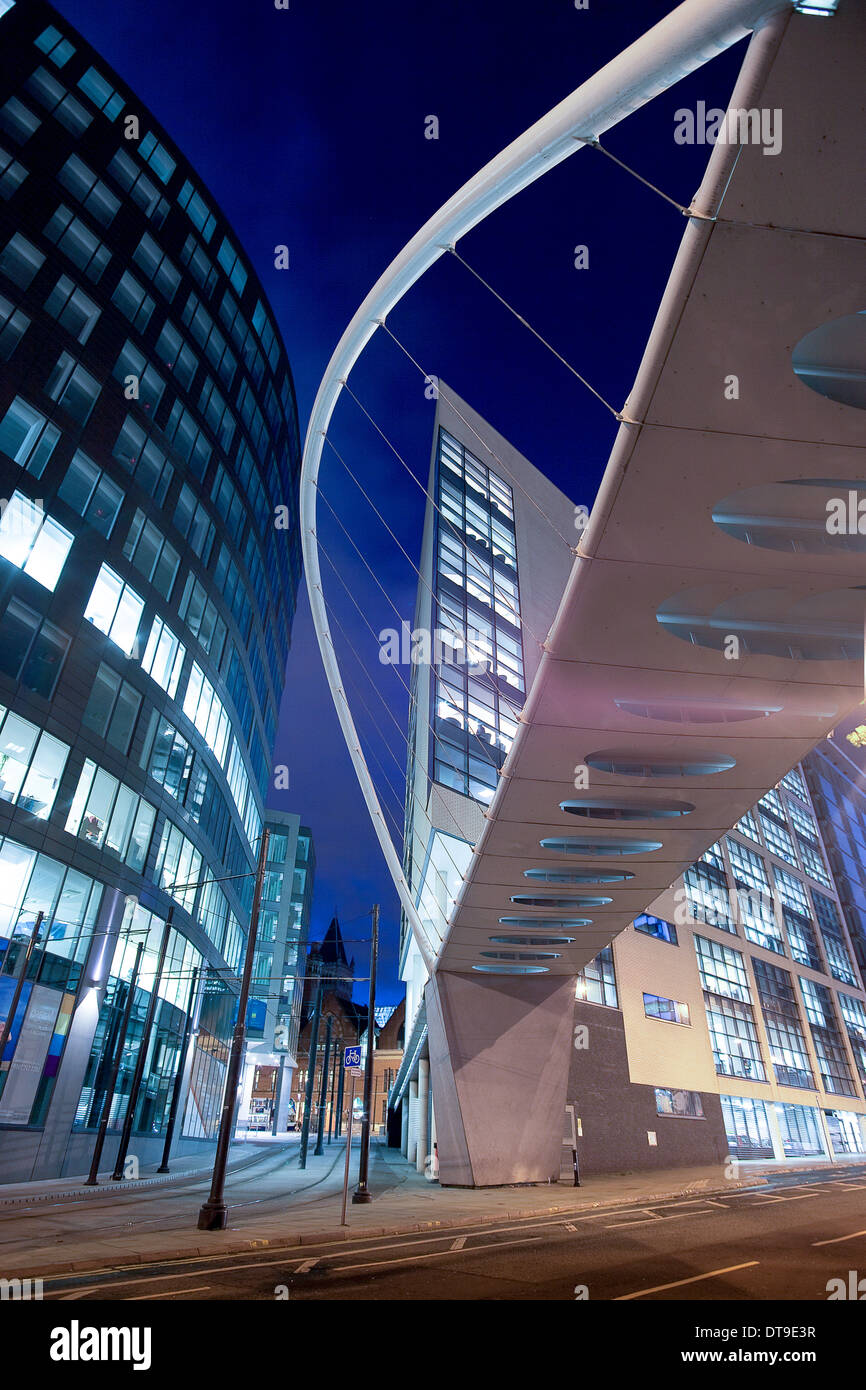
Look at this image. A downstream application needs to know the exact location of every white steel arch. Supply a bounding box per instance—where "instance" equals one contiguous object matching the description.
[299,0,793,972]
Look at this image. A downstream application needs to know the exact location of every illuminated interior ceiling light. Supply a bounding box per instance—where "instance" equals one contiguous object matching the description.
[560,797,694,820]
[510,895,612,907]
[585,750,735,777]
[524,868,634,883]
[499,917,593,928]
[540,836,663,856]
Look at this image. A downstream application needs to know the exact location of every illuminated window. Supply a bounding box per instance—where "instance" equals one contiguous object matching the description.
[76,66,124,120]
[44,204,110,281]
[0,492,72,591]
[84,564,144,656]
[655,1088,703,1118]
[0,397,59,476]
[155,820,201,911]
[0,231,43,288]
[183,662,229,764]
[65,759,155,872]
[644,992,690,1025]
[141,615,185,697]
[35,25,75,66]
[575,945,617,1008]
[58,154,119,226]
[57,451,123,538]
[0,707,68,818]
[44,274,100,344]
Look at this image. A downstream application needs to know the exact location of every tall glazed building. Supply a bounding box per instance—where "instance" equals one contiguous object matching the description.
[0,0,301,1180]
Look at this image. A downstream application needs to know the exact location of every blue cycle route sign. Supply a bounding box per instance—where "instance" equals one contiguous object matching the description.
[343,1046,362,1071]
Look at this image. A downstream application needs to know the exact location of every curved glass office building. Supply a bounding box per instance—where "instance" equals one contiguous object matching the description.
[0,0,301,1180]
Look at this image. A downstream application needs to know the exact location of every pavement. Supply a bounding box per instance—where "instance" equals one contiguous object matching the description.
[3,1134,866,1282]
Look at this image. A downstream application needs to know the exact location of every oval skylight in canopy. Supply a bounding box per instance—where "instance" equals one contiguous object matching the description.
[480,951,561,961]
[510,895,612,908]
[615,697,781,724]
[792,311,866,411]
[489,935,576,946]
[471,963,549,975]
[585,749,735,777]
[499,917,594,928]
[713,479,866,555]
[523,868,635,883]
[560,796,695,820]
[656,585,866,661]
[540,836,663,856]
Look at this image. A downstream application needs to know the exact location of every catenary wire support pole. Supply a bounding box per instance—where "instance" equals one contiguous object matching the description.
[353,904,378,1204]
[198,828,270,1231]
[0,911,44,1100]
[85,940,144,1187]
[314,1014,333,1156]
[111,908,174,1180]
[157,965,199,1173]
[335,1044,346,1139]
[328,1035,338,1145]
[340,1070,357,1226]
[299,971,324,1169]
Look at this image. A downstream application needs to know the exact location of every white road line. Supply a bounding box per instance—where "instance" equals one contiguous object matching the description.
[451,1236,467,1250]
[320,1234,544,1275]
[812,1228,866,1247]
[752,1193,820,1206]
[295,1259,319,1274]
[128,1285,211,1300]
[614,1261,760,1300]
[606,1210,716,1230]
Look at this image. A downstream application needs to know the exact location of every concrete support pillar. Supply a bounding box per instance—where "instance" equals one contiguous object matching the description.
[272,1056,292,1135]
[765,1099,787,1163]
[815,1106,835,1161]
[426,970,577,1187]
[407,1080,419,1166]
[430,1088,439,1181]
[400,1093,409,1156]
[236,1049,256,1133]
[416,1058,429,1174]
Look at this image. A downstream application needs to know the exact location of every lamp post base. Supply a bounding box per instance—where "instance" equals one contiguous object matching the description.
[351,1187,373,1204]
[197,1200,228,1230]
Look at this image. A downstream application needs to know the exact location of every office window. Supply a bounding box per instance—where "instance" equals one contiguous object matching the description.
[633,913,678,945]
[199,376,235,450]
[217,236,247,295]
[142,713,193,801]
[141,615,185,698]
[122,509,179,599]
[799,975,857,1096]
[84,564,144,656]
[644,992,690,1025]
[112,339,166,415]
[268,832,289,864]
[0,231,44,288]
[35,25,75,66]
[0,97,41,144]
[0,599,68,697]
[775,1102,824,1158]
[263,870,283,902]
[180,233,218,299]
[683,846,734,933]
[45,352,100,424]
[759,810,799,868]
[165,401,211,480]
[655,1088,703,1118]
[575,945,617,1008]
[752,956,814,1089]
[139,132,176,185]
[780,766,809,801]
[58,154,119,226]
[787,796,819,843]
[0,492,72,591]
[773,864,812,918]
[76,66,124,120]
[111,269,155,332]
[57,451,123,538]
[735,808,761,842]
[112,417,173,504]
[173,485,214,563]
[812,891,857,985]
[133,232,180,301]
[155,820,201,911]
[783,906,823,971]
[837,992,866,1083]
[695,934,765,1081]
[177,179,216,242]
[65,759,155,872]
[0,397,59,477]
[107,150,168,224]
[44,204,110,282]
[0,707,68,818]
[0,143,27,199]
[182,662,229,764]
[178,572,226,664]
[154,319,198,390]
[25,67,91,135]
[798,836,832,887]
[44,273,100,345]
[720,1095,774,1158]
[0,292,28,359]
[82,662,141,754]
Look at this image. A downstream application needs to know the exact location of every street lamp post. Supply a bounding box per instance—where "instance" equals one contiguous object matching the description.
[353,903,378,1203]
[197,828,270,1231]
[314,1014,332,1156]
[299,971,323,1169]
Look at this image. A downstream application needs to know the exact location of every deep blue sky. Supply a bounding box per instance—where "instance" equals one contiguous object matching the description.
[53,0,746,1002]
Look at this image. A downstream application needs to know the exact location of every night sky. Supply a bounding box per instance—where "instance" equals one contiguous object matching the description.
[52,0,747,1002]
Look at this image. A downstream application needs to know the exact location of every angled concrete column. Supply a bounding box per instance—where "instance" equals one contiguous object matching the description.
[426,969,576,1187]
[416,1058,429,1174]
[407,1079,419,1165]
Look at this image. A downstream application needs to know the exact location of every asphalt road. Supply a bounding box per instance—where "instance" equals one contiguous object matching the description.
[37,1166,866,1302]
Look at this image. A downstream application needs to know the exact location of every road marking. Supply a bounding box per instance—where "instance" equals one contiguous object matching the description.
[128,1285,211,1300]
[564,1223,577,1232]
[451,1236,466,1250]
[752,1193,820,1206]
[606,1209,716,1230]
[296,1258,319,1274]
[812,1228,866,1247]
[615,1261,760,1300]
[321,1234,544,1275]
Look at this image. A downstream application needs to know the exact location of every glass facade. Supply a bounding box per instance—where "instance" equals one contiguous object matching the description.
[0,1,301,1174]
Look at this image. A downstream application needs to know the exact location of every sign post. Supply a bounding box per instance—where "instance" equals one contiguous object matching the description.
[340,1046,362,1226]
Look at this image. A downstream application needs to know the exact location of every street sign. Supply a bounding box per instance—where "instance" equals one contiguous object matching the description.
[343,1046,362,1072]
